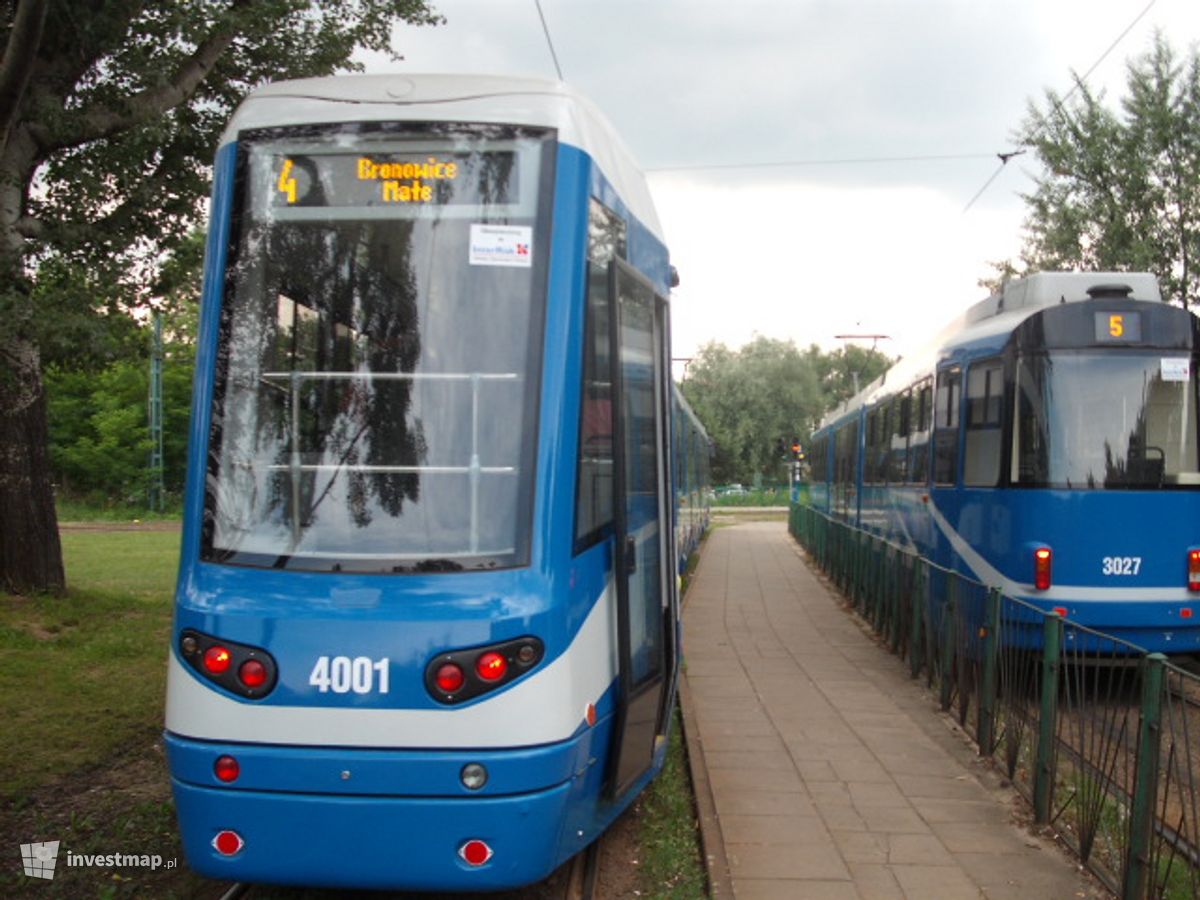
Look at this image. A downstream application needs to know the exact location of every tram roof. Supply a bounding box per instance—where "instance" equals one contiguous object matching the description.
[818,271,1166,430]
[220,73,663,239]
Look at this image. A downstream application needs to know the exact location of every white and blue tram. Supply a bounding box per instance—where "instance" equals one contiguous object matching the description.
[807,272,1200,652]
[165,74,705,891]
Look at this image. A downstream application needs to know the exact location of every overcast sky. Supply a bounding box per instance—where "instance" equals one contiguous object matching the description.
[361,0,1200,367]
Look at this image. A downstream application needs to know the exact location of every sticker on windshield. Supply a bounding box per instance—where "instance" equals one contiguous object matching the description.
[1161,358,1191,383]
[469,224,532,268]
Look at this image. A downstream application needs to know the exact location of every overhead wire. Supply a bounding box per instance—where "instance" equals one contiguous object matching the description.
[529,0,1159,209]
[961,0,1158,213]
[645,152,997,173]
[534,0,564,81]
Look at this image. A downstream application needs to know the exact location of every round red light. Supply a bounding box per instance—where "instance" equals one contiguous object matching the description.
[214,755,240,783]
[475,652,507,682]
[213,830,243,856]
[436,663,465,693]
[460,839,493,866]
[203,645,232,674]
[239,658,267,688]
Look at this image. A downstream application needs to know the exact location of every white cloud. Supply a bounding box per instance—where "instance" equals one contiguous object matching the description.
[368,0,1200,359]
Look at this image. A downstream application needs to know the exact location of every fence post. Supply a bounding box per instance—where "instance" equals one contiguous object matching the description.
[939,578,957,712]
[1033,611,1063,825]
[890,556,905,654]
[1122,653,1166,900]
[909,562,925,679]
[977,587,1001,757]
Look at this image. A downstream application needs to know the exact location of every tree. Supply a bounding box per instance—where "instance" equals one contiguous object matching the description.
[1013,33,1200,308]
[680,337,890,485]
[0,1,442,593]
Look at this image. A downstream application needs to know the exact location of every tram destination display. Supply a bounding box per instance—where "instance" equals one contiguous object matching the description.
[270,150,519,208]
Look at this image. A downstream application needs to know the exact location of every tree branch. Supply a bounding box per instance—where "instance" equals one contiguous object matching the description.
[39,0,249,153]
[14,215,44,239]
[0,0,49,152]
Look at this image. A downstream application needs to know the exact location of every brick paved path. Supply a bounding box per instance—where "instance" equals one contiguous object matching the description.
[680,521,1108,899]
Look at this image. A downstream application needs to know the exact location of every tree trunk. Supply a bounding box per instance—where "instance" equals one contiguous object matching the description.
[0,335,65,594]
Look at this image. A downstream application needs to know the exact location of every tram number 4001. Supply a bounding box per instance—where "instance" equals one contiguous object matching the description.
[309,656,390,694]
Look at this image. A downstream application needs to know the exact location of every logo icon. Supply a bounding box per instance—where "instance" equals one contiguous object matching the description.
[20,841,60,880]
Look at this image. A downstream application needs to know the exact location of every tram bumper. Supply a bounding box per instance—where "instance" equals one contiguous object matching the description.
[165,728,604,891]
[170,777,572,890]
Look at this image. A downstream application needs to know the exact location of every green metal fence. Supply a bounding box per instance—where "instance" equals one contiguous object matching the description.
[789,503,1200,899]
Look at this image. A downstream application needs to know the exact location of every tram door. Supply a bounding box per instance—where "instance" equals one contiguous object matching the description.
[607,259,677,800]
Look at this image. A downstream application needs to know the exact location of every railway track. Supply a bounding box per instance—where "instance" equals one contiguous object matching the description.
[216,834,603,900]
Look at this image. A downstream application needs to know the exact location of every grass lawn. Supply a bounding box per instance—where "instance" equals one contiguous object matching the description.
[1,530,179,796]
[0,528,204,897]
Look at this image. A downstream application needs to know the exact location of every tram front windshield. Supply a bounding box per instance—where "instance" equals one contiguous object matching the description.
[204,124,553,572]
[1013,352,1200,489]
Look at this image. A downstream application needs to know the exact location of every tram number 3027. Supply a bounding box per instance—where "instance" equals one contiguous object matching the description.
[309,656,390,694]
[1101,556,1142,576]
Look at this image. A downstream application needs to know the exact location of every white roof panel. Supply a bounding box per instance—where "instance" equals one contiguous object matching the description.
[220,74,662,238]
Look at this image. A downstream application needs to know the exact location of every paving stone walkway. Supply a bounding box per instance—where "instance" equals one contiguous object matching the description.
[679,521,1109,899]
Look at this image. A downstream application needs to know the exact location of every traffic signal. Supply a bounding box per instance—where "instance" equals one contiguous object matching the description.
[791,437,804,461]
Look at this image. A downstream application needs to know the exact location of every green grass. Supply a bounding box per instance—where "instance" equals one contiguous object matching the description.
[636,542,709,898]
[713,489,789,507]
[0,531,179,797]
[55,496,182,523]
[636,707,707,898]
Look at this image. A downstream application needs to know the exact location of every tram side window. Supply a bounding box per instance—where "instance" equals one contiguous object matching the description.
[964,360,1004,487]
[574,200,628,547]
[810,436,829,484]
[835,420,859,517]
[875,405,890,483]
[864,408,881,484]
[909,379,933,484]
[889,392,910,483]
[933,367,961,485]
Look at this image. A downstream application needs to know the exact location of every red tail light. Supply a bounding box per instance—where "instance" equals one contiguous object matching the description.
[475,652,508,682]
[213,830,244,856]
[214,755,240,783]
[425,637,544,705]
[238,659,267,688]
[459,839,493,866]
[203,646,232,674]
[1034,547,1052,591]
[180,630,277,699]
[435,663,465,693]
[1188,549,1200,591]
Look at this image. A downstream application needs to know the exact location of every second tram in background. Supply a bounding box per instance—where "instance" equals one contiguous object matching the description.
[165,74,709,892]
[807,271,1200,653]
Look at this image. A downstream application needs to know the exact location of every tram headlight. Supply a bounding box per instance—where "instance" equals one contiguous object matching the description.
[460,763,488,790]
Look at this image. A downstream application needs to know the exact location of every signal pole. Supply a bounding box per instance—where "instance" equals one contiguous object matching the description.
[148,311,165,511]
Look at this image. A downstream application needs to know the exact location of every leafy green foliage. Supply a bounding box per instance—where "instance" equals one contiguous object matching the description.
[681,337,890,485]
[46,334,194,505]
[1013,33,1200,308]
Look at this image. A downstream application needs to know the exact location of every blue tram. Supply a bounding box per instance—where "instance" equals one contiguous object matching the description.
[672,385,712,567]
[807,272,1200,652]
[165,74,706,891]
